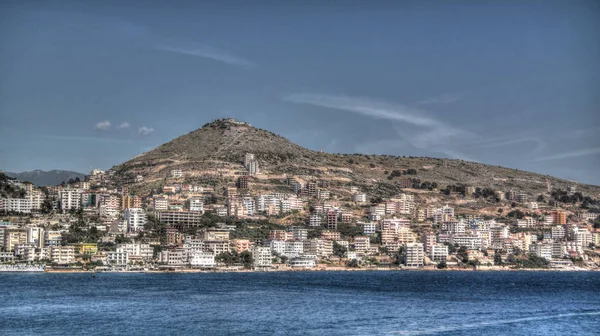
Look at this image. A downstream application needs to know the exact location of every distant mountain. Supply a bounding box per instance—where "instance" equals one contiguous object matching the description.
[4,170,86,187]
[112,118,600,197]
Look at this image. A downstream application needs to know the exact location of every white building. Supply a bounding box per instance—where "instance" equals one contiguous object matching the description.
[404,243,424,267]
[252,246,272,269]
[171,169,183,178]
[430,244,449,261]
[309,214,322,227]
[353,193,367,203]
[289,255,317,268]
[116,243,153,260]
[107,251,128,266]
[153,197,169,211]
[59,189,82,212]
[50,245,75,264]
[124,208,147,233]
[528,202,539,210]
[359,222,377,235]
[190,251,216,268]
[433,205,454,223]
[189,198,204,212]
[0,198,33,213]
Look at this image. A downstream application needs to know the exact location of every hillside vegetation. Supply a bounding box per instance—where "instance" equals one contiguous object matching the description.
[113,119,600,197]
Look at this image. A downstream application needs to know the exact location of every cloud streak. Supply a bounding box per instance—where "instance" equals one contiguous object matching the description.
[40,135,135,144]
[156,43,256,68]
[117,122,130,129]
[138,126,154,136]
[93,120,111,131]
[284,93,476,160]
[531,147,600,162]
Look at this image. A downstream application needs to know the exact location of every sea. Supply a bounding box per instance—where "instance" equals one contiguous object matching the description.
[1,271,599,335]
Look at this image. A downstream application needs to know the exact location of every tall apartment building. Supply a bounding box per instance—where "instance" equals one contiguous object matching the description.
[251,246,272,269]
[552,210,567,225]
[326,210,338,230]
[124,208,147,232]
[59,189,82,212]
[404,243,425,267]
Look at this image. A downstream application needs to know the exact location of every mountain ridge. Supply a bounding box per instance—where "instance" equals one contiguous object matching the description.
[4,170,86,187]
[112,118,600,197]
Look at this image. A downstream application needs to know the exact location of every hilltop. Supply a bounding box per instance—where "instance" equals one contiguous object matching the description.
[112,118,600,198]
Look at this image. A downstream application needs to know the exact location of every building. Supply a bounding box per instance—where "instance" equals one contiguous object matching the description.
[117,243,153,260]
[232,239,252,253]
[171,169,183,178]
[44,230,62,247]
[238,175,249,189]
[287,226,308,241]
[244,153,255,168]
[59,189,82,212]
[252,246,272,269]
[404,243,424,267]
[124,208,147,233]
[3,228,28,252]
[353,193,367,203]
[189,198,204,213]
[190,251,215,268]
[353,236,370,252]
[247,160,260,175]
[430,243,448,261]
[308,214,322,227]
[433,205,454,223]
[359,222,377,235]
[515,193,528,203]
[326,210,338,230]
[157,211,204,228]
[0,198,33,213]
[289,255,317,268]
[50,246,76,264]
[528,202,539,210]
[75,243,98,255]
[107,251,128,267]
[532,243,552,260]
[153,197,169,211]
[552,210,567,225]
[398,178,412,188]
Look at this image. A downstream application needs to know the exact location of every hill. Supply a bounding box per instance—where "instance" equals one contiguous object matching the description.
[112,118,600,198]
[4,170,86,187]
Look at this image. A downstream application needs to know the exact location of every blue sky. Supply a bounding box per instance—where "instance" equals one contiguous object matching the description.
[0,1,599,185]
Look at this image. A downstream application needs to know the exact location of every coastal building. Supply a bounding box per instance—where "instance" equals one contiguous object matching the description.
[252,246,272,269]
[404,243,424,267]
[190,251,216,268]
[50,245,76,264]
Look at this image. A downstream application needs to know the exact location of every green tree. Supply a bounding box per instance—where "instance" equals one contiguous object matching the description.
[437,260,447,269]
[494,251,503,265]
[333,241,347,258]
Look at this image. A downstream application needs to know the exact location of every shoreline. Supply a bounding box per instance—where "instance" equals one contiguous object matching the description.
[17,266,598,274]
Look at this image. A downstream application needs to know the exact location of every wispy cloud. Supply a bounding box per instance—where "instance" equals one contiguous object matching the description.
[531,147,600,162]
[474,136,546,153]
[117,122,130,129]
[156,43,256,68]
[412,93,462,106]
[39,135,134,144]
[284,93,476,160]
[93,120,111,131]
[138,126,154,136]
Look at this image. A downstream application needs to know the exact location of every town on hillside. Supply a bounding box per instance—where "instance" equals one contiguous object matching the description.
[1,151,599,272]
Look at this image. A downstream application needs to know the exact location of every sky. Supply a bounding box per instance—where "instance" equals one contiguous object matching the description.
[0,1,599,185]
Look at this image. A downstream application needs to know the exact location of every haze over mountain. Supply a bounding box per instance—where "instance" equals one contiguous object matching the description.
[114,119,600,198]
[4,170,86,187]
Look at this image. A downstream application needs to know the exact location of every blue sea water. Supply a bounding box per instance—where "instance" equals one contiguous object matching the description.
[1,271,599,335]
